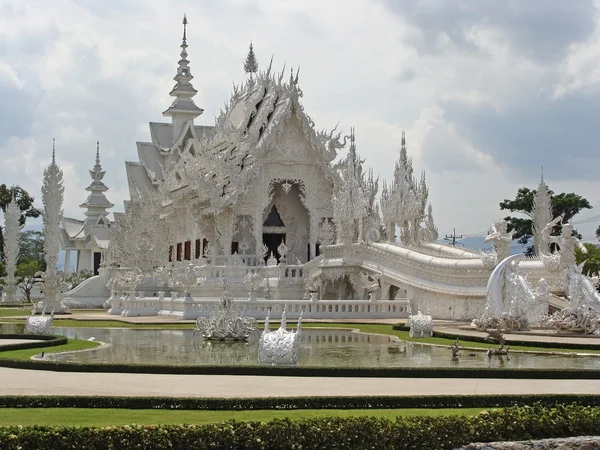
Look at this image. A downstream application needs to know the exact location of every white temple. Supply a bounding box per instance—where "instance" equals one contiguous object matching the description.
[61,17,569,320]
[60,142,114,275]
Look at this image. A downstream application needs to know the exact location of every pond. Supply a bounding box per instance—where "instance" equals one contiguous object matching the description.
[2,323,600,369]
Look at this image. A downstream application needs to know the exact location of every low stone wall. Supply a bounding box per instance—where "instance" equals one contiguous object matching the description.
[457,435,600,449]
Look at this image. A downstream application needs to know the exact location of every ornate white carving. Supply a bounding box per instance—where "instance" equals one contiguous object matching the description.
[258,308,302,365]
[194,282,258,340]
[1,198,21,305]
[379,133,431,247]
[25,310,54,335]
[483,220,512,266]
[473,255,549,331]
[41,147,68,313]
[109,190,170,274]
[409,311,433,338]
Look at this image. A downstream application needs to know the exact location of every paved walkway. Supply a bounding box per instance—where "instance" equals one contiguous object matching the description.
[2,367,600,398]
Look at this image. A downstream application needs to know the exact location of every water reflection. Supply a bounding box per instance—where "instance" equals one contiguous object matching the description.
[1,323,600,369]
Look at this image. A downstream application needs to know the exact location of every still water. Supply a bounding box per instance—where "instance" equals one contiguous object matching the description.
[2,323,600,369]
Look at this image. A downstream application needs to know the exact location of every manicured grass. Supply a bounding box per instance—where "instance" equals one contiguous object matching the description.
[0,308,30,317]
[0,407,490,427]
[0,339,101,360]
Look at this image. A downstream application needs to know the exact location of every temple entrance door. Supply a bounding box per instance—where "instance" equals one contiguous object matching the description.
[262,233,285,263]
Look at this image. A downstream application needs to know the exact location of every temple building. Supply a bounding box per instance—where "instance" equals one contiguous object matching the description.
[60,142,114,275]
[58,16,561,320]
[122,15,339,268]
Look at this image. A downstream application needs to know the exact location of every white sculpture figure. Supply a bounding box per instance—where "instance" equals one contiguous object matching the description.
[258,307,302,365]
[473,255,547,331]
[360,271,381,301]
[244,271,264,301]
[40,141,68,313]
[544,263,600,334]
[25,309,54,335]
[484,220,512,265]
[1,198,21,305]
[303,277,319,300]
[194,281,258,340]
[542,217,587,273]
[409,311,433,338]
[171,261,202,298]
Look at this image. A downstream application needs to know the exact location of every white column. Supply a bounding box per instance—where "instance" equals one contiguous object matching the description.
[64,250,71,274]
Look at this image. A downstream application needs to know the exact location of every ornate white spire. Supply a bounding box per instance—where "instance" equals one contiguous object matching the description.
[533,167,552,256]
[163,14,204,126]
[244,41,258,74]
[80,141,114,221]
[41,140,66,312]
[1,196,22,304]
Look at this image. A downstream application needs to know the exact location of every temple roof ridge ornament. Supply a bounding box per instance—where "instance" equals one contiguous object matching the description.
[162,14,204,120]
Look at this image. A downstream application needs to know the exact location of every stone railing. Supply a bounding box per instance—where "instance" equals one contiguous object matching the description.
[121,295,409,320]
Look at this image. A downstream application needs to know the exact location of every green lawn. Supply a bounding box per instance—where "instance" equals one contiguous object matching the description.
[0,407,490,427]
[0,308,30,317]
[0,339,101,360]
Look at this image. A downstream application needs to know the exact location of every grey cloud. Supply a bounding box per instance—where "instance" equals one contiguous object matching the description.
[380,0,597,63]
[440,92,600,180]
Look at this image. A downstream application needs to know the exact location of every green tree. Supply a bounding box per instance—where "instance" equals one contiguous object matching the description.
[19,230,45,269]
[500,187,592,255]
[15,259,42,302]
[0,185,42,259]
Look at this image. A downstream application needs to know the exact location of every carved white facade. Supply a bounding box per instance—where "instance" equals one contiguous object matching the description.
[57,18,568,321]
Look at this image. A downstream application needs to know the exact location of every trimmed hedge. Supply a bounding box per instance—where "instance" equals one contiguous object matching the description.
[0,334,67,352]
[0,394,599,411]
[1,403,600,449]
[2,356,600,378]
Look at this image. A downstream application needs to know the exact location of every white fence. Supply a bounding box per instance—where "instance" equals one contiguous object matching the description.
[111,293,409,320]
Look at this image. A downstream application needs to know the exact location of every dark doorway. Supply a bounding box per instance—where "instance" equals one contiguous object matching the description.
[93,252,101,275]
[262,233,285,263]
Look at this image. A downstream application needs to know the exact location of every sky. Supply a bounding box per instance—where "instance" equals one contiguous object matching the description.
[1,0,600,246]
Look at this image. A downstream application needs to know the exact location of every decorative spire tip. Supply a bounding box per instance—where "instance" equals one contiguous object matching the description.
[96,141,100,165]
[182,14,187,44]
[52,137,56,164]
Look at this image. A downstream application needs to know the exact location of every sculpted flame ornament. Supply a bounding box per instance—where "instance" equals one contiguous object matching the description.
[40,143,68,313]
[258,307,302,365]
[193,281,258,340]
[1,198,21,305]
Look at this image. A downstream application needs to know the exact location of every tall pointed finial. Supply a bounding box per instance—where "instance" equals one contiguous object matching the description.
[541,166,544,183]
[52,138,56,164]
[96,141,100,165]
[243,41,258,74]
[182,14,187,44]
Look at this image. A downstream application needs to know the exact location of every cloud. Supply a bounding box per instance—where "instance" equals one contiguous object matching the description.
[0,0,599,242]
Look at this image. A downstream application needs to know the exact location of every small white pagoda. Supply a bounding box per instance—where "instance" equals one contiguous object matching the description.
[60,142,114,275]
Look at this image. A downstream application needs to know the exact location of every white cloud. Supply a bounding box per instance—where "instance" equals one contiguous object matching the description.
[0,0,599,243]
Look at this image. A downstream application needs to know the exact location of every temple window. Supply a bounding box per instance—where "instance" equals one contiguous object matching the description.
[184,240,191,260]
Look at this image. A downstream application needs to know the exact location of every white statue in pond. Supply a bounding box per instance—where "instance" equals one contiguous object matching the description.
[258,308,302,365]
